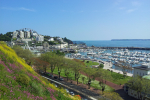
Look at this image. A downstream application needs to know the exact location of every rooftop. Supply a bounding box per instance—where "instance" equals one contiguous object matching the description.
[133,65,150,71]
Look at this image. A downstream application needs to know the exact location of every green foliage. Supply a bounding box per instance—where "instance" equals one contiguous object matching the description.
[55,91,73,100]
[30,82,43,96]
[103,91,123,100]
[111,73,124,80]
[0,86,7,94]
[99,64,104,68]
[48,41,56,45]
[63,37,73,44]
[53,50,65,56]
[0,64,4,70]
[0,32,12,41]
[16,74,31,86]
[0,55,6,63]
[12,45,34,65]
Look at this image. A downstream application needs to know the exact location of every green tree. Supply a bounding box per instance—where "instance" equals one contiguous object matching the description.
[98,64,104,69]
[12,45,34,65]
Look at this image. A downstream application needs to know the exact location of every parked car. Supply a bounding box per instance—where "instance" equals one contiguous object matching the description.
[47,74,53,78]
[55,84,58,88]
[69,92,75,96]
[59,78,64,81]
[65,89,69,93]
[54,76,58,79]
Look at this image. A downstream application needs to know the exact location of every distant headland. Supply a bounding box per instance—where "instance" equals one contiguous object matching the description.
[111,39,150,41]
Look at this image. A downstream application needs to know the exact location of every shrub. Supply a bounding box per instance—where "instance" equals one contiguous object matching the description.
[30,82,43,96]
[0,64,4,70]
[16,74,31,86]
[103,91,123,100]
[99,64,104,68]
[0,86,7,94]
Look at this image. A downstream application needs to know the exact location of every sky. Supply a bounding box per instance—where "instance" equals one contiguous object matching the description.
[0,0,150,40]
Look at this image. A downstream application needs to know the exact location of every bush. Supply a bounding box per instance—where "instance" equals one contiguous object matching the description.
[99,64,104,68]
[30,82,43,96]
[16,74,31,86]
[0,86,7,94]
[0,64,4,70]
[103,91,123,100]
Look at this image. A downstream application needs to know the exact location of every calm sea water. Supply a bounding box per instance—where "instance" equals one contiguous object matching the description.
[75,40,150,48]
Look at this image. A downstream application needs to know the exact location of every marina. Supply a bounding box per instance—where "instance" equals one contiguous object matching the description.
[66,48,150,77]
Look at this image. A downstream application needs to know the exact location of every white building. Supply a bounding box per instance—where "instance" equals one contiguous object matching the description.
[19,31,24,39]
[48,38,54,41]
[32,32,38,37]
[36,35,44,42]
[13,31,19,38]
[133,63,150,77]
[57,38,63,42]
[26,31,30,38]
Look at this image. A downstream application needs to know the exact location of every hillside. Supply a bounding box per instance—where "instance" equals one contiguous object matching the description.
[0,41,79,100]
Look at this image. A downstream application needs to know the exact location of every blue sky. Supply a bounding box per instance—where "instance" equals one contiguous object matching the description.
[0,0,150,40]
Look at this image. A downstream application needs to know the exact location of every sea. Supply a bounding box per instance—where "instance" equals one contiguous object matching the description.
[73,40,150,48]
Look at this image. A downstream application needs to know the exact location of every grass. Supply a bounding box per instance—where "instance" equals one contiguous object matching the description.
[81,60,99,67]
[103,69,132,85]
[47,68,115,92]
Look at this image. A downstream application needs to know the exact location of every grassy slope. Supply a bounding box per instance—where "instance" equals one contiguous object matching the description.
[0,42,79,100]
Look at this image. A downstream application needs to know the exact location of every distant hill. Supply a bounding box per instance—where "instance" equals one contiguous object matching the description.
[111,39,150,41]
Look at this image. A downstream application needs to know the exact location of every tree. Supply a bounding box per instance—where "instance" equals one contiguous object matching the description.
[64,59,72,81]
[84,67,96,89]
[12,45,34,65]
[82,77,85,84]
[40,51,57,75]
[142,79,150,100]
[127,76,144,100]
[96,69,106,94]
[33,57,49,73]
[98,64,104,69]
[71,60,82,85]
[57,56,64,79]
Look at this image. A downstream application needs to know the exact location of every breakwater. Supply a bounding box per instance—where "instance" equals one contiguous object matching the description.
[88,46,150,50]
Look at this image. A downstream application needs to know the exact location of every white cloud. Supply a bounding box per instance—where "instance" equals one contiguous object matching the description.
[1,7,35,12]
[126,9,136,13]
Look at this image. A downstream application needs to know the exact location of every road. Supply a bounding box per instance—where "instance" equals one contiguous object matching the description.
[42,75,105,100]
